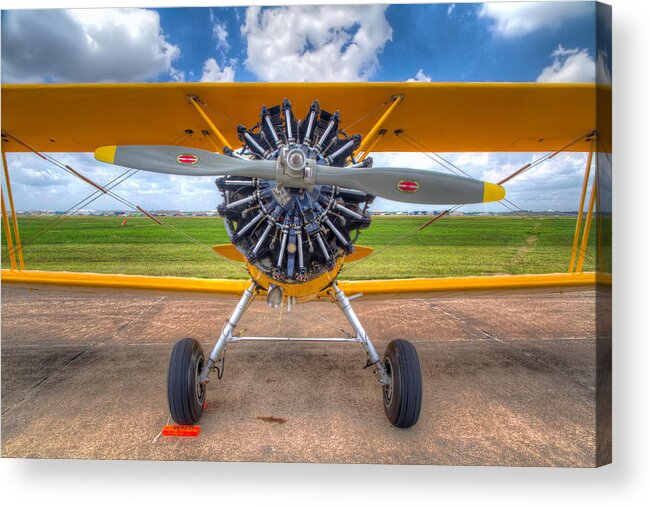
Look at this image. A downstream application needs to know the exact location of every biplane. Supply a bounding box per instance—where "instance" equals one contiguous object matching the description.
[1,82,611,429]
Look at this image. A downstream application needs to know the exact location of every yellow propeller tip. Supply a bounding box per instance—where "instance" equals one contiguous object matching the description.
[483,182,506,203]
[94,145,116,164]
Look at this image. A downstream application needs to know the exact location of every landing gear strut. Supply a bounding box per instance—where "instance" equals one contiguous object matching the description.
[166,282,422,428]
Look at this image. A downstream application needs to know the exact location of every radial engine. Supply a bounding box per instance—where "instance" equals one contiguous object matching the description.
[217,99,374,283]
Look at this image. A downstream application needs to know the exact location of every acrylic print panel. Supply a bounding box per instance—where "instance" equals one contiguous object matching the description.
[0,1,611,466]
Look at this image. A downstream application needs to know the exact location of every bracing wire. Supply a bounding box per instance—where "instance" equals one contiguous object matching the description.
[340,100,390,132]
[1,130,249,273]
[398,131,598,266]
[343,129,598,273]
[5,169,137,254]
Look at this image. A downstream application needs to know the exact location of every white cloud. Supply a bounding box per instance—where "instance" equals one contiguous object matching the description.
[596,48,612,85]
[479,1,593,37]
[202,9,234,83]
[212,21,230,51]
[199,58,235,82]
[1,8,179,83]
[447,4,456,17]
[536,45,594,83]
[169,66,185,82]
[241,5,392,81]
[407,69,432,82]
[208,7,229,52]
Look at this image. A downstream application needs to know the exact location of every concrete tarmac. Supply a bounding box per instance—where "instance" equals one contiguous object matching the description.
[1,284,598,466]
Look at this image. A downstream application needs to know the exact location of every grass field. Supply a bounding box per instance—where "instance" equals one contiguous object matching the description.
[1,215,600,279]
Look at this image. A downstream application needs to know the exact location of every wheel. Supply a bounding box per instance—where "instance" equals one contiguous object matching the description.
[167,338,206,425]
[382,339,422,428]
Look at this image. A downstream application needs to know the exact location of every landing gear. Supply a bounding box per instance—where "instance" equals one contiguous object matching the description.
[166,281,422,428]
[332,285,422,428]
[167,338,206,425]
[382,340,422,428]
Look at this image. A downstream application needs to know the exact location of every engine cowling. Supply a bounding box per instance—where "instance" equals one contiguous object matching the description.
[217,99,374,284]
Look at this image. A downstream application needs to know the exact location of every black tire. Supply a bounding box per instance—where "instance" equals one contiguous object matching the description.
[167,338,206,425]
[382,339,422,428]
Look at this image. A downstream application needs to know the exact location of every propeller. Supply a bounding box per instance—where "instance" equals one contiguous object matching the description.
[94,145,505,205]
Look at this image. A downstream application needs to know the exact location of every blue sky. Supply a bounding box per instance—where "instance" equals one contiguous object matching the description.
[137,3,599,83]
[1,2,611,212]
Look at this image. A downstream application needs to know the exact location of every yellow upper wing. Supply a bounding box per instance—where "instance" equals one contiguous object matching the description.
[1,82,610,153]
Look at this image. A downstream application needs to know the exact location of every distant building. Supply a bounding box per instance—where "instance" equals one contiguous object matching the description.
[153,210,182,216]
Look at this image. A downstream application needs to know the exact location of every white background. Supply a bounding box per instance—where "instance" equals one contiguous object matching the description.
[1,0,649,505]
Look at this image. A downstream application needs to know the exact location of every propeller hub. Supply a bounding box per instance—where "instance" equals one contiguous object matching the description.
[286,148,306,176]
[275,145,317,190]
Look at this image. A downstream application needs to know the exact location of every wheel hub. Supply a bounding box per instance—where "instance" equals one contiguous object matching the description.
[195,357,206,405]
[383,357,394,407]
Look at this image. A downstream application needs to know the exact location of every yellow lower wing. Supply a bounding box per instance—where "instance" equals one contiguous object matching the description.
[212,244,246,262]
[342,245,373,262]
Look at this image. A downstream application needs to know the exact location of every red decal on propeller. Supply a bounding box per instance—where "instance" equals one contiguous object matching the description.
[397,180,420,193]
[176,154,199,165]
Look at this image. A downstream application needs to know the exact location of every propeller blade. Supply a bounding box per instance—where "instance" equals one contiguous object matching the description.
[315,166,505,204]
[94,145,504,205]
[94,145,275,178]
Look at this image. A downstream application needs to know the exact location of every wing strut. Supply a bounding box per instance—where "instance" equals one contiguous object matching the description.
[1,148,24,269]
[1,187,17,270]
[187,95,232,153]
[358,129,387,162]
[354,94,404,159]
